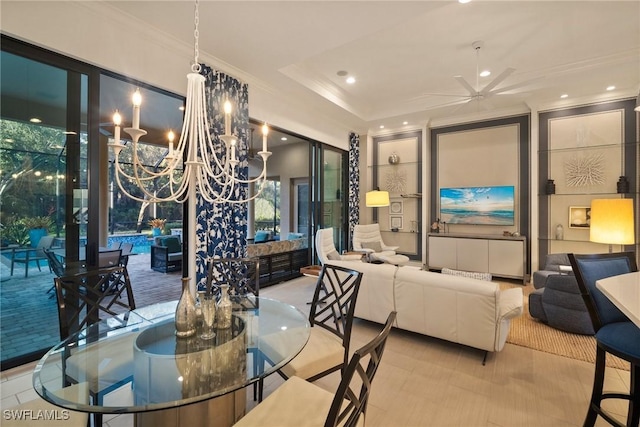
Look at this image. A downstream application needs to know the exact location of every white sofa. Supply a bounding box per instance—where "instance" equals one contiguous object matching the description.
[325,260,523,355]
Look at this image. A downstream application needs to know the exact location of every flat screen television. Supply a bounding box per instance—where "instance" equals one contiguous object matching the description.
[439,185,515,226]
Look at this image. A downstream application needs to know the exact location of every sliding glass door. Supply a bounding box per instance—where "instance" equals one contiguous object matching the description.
[1,37,93,369]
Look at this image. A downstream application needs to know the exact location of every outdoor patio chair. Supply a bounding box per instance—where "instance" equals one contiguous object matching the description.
[10,235,55,278]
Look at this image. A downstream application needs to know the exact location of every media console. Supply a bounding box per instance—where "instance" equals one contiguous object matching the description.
[427,233,527,283]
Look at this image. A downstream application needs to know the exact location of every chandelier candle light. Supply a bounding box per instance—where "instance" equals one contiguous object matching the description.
[109,0,272,296]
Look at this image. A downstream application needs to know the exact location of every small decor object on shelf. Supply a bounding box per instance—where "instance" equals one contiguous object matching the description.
[200,294,216,340]
[216,284,232,329]
[545,179,556,195]
[175,277,197,338]
[388,152,400,165]
[431,218,441,233]
[555,224,564,240]
[616,176,630,194]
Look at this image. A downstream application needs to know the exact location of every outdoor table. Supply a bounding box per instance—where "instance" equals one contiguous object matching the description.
[33,296,310,427]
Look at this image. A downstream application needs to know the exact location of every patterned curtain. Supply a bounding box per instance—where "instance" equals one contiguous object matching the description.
[348,132,360,248]
[195,65,249,290]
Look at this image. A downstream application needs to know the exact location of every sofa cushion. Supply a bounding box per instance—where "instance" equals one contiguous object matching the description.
[254,230,271,243]
[154,236,181,253]
[361,241,382,252]
[326,250,341,260]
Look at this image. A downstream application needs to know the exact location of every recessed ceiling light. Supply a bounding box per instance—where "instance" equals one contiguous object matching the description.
[479,70,491,77]
[379,125,385,129]
[403,121,408,125]
[29,117,42,123]
[560,94,569,99]
[281,137,287,141]
[606,85,616,91]
[346,76,356,84]
[337,70,348,77]
[459,0,471,3]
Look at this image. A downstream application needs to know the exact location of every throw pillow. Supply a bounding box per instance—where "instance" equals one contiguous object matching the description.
[326,250,341,260]
[361,241,383,253]
[441,267,492,282]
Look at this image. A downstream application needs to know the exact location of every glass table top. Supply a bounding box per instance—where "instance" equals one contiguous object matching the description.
[33,296,309,414]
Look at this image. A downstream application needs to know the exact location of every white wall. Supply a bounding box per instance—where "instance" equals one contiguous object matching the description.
[0,1,351,150]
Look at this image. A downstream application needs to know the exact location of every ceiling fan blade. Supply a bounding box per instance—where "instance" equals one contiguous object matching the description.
[448,98,474,115]
[411,92,472,100]
[481,67,515,95]
[454,75,477,97]
[488,76,546,95]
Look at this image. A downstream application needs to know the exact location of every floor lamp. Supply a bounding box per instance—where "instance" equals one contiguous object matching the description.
[589,198,635,252]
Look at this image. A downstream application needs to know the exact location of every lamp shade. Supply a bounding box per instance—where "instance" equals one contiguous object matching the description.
[365,189,390,207]
[589,198,635,245]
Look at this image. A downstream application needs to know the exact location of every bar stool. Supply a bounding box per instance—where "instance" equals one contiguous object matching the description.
[569,252,640,427]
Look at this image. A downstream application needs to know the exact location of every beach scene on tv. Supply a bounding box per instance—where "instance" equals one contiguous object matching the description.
[440,186,515,225]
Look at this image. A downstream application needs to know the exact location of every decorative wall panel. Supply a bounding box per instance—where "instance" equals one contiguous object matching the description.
[348,132,360,244]
[196,65,249,289]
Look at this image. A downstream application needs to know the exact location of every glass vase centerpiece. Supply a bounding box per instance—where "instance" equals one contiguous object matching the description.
[175,277,197,338]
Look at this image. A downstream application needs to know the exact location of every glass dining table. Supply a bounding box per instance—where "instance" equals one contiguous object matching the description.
[33,296,310,427]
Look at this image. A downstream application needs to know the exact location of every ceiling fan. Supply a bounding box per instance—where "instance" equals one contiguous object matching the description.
[420,41,526,110]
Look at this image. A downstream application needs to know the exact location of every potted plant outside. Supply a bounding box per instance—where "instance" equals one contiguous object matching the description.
[148,218,166,237]
[22,216,53,247]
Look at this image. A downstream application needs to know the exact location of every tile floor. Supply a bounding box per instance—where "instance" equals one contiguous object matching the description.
[1,274,632,427]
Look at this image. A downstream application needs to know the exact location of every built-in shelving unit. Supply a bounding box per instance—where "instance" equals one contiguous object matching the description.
[538,99,638,263]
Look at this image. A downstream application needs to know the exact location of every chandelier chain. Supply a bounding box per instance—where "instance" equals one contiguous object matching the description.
[192,0,201,73]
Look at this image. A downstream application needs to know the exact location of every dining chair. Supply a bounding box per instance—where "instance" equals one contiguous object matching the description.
[119,242,134,266]
[54,265,136,427]
[235,311,396,427]
[568,252,640,427]
[207,257,261,399]
[258,263,363,402]
[205,257,260,297]
[43,248,66,298]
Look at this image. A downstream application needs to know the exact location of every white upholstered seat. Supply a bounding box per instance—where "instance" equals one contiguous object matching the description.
[352,224,402,263]
[315,227,363,265]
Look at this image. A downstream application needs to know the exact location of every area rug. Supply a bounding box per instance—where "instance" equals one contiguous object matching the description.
[503,283,630,371]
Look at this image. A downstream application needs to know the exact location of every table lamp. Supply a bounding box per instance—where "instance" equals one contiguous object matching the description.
[365,188,390,207]
[589,198,635,252]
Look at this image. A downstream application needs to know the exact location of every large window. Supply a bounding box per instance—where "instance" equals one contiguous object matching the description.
[254,179,280,235]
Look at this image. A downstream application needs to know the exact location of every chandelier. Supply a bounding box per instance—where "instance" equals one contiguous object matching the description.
[109,0,271,293]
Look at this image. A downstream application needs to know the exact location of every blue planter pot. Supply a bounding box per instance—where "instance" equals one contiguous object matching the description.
[29,228,47,247]
[152,227,162,237]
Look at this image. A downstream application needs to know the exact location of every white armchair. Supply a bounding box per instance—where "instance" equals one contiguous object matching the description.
[352,223,398,261]
[315,227,363,265]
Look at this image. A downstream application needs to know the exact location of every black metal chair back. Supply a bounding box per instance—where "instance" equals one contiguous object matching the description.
[310,264,363,368]
[54,265,136,340]
[43,248,65,277]
[325,311,396,427]
[206,257,260,297]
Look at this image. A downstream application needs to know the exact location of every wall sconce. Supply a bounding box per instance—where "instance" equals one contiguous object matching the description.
[616,176,630,194]
[365,188,390,207]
